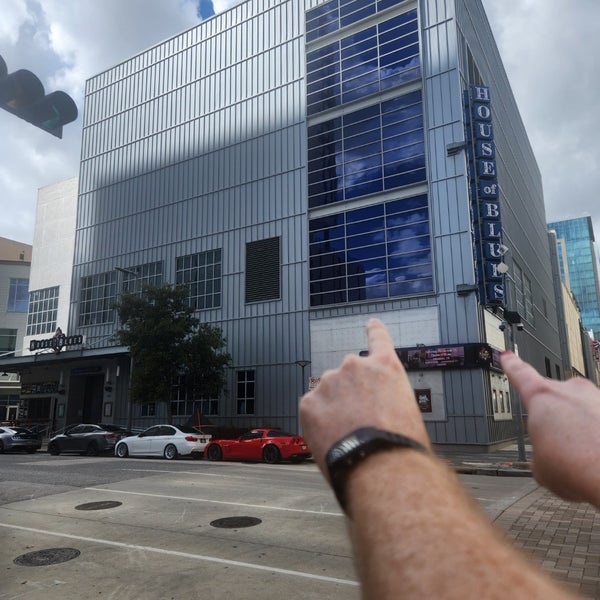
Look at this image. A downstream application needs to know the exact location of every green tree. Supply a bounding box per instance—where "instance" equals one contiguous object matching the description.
[115,284,230,424]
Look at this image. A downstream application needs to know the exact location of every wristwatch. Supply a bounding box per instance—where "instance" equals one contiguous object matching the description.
[325,426,429,514]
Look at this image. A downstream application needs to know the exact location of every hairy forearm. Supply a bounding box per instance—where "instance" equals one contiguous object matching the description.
[345,451,575,600]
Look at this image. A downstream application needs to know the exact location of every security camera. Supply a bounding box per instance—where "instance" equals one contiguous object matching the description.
[516,323,524,331]
[499,322,506,332]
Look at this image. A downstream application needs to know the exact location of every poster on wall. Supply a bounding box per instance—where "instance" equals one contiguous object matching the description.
[415,388,432,413]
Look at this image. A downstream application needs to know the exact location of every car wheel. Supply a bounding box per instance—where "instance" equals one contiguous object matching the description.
[164,444,178,460]
[86,442,99,456]
[0,441,4,454]
[262,445,281,464]
[26,448,37,454]
[206,444,222,461]
[48,442,60,455]
[116,443,129,458]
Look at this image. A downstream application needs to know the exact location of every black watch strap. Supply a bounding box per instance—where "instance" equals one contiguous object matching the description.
[325,427,428,514]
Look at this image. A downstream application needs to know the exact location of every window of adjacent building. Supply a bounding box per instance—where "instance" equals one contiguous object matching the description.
[176,250,222,310]
[236,370,255,415]
[27,286,59,336]
[7,278,29,312]
[309,194,432,306]
[0,329,17,356]
[307,89,425,208]
[545,357,552,378]
[120,261,163,295]
[79,272,117,326]
[245,237,281,303]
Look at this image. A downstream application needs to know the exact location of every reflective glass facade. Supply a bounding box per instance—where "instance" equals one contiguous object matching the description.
[306,2,429,307]
[309,194,432,306]
[549,217,600,339]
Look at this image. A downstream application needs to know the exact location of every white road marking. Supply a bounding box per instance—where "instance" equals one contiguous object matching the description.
[0,522,357,587]
[84,487,342,517]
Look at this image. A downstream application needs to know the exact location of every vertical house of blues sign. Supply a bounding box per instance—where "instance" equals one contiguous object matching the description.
[464,85,505,307]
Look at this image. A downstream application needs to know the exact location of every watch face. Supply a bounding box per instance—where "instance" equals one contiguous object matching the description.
[328,433,361,462]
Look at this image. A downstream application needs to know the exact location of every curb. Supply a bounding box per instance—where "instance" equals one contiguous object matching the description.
[453,465,532,477]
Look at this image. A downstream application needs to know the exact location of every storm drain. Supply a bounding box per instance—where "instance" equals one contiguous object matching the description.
[210,516,262,529]
[14,548,80,567]
[75,500,122,511]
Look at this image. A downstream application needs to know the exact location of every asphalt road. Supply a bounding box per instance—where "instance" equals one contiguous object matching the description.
[0,452,537,599]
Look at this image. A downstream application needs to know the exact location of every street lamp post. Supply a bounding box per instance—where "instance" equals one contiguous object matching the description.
[497,259,527,463]
[114,266,140,431]
[295,360,311,395]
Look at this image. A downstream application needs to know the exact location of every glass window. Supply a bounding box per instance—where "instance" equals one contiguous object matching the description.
[237,370,255,415]
[8,279,29,312]
[308,89,425,209]
[27,286,59,336]
[79,272,117,326]
[176,249,222,310]
[0,329,17,356]
[309,195,432,307]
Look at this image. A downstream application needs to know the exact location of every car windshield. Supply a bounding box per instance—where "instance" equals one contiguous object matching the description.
[11,427,32,434]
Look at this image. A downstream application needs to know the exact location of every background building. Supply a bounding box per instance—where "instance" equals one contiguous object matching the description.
[0,236,31,422]
[2,0,565,448]
[548,216,600,341]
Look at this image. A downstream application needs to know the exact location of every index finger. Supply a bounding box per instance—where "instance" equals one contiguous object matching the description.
[500,351,550,410]
[366,318,395,358]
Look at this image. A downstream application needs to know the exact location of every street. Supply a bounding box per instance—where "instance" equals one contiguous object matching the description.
[1,452,536,599]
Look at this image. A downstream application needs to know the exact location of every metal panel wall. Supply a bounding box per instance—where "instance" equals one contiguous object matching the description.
[71,0,310,431]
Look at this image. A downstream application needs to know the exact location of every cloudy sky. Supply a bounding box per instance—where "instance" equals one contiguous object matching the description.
[1,0,598,246]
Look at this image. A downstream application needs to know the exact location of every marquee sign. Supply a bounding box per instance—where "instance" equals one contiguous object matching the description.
[29,334,84,352]
[464,85,505,307]
[360,343,503,371]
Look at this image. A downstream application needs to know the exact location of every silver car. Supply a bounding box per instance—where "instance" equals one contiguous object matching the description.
[0,426,42,453]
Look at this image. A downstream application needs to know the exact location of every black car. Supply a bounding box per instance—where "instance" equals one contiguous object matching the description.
[47,423,126,456]
[0,426,42,453]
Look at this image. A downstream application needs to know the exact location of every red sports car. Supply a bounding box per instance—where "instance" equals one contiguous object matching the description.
[204,428,311,464]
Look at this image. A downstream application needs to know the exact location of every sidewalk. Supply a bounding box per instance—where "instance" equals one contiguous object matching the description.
[436,444,600,598]
[495,487,600,598]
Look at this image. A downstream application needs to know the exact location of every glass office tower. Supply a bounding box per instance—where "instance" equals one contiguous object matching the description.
[549,217,600,340]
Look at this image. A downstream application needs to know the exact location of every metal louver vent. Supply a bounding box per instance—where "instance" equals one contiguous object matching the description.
[245,236,281,303]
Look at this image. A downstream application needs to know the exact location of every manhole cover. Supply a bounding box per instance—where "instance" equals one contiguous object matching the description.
[210,516,262,529]
[14,548,80,567]
[75,500,122,511]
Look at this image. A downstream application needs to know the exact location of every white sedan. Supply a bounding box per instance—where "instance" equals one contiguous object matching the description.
[115,424,211,460]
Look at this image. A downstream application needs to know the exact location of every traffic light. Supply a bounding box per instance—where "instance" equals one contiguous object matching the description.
[0,54,77,139]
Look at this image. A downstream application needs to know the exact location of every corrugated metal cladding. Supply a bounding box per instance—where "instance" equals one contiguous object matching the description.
[72,0,311,432]
[68,0,561,443]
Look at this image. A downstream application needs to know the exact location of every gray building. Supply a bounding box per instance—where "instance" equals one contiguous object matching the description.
[3,0,562,448]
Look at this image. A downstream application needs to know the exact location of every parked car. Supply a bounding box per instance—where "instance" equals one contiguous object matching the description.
[0,426,42,454]
[204,428,311,464]
[47,423,125,456]
[115,424,211,460]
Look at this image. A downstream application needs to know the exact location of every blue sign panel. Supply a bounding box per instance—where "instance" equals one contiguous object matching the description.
[464,85,504,307]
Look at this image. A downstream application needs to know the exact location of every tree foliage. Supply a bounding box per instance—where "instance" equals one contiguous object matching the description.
[114,284,231,422]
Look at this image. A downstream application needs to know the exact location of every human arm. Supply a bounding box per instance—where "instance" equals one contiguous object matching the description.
[300,319,576,599]
[501,350,600,507]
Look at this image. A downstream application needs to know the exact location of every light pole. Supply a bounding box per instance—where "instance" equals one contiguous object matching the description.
[497,259,527,462]
[114,266,140,431]
[295,360,311,395]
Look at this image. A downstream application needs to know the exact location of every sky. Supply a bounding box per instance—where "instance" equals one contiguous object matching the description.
[0,0,598,247]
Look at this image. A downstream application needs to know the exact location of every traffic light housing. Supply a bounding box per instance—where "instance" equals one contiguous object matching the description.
[0,55,77,138]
